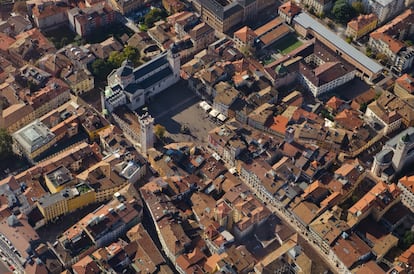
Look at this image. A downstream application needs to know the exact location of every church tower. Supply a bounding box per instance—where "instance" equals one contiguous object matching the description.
[138,113,154,155]
[168,45,181,79]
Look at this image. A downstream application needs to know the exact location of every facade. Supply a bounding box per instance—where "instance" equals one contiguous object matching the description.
[189,22,215,53]
[32,3,69,31]
[394,73,414,98]
[67,3,117,37]
[194,0,268,33]
[369,9,414,75]
[371,127,414,180]
[398,176,414,212]
[365,102,402,135]
[162,0,185,14]
[62,68,95,95]
[138,113,154,155]
[298,42,356,97]
[45,166,74,193]
[12,120,56,160]
[109,0,143,15]
[365,0,405,23]
[233,26,257,50]
[37,184,95,222]
[278,1,302,24]
[302,0,332,14]
[104,49,180,112]
[345,13,378,40]
[293,12,383,80]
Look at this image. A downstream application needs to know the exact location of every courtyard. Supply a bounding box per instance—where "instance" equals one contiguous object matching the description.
[273,34,303,55]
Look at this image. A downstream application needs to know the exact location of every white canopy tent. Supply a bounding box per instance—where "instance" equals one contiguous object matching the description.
[217,114,227,122]
[209,109,219,118]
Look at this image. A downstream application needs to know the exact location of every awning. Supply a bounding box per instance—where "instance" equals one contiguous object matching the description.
[200,101,212,111]
[217,114,227,122]
[209,109,219,118]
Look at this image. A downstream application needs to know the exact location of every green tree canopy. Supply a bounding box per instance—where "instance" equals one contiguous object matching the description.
[108,46,141,67]
[0,128,13,161]
[352,1,365,15]
[144,8,167,28]
[154,124,166,139]
[91,59,114,81]
[332,0,356,24]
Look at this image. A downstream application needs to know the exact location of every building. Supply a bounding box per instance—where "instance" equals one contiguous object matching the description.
[31,2,69,31]
[278,1,301,24]
[104,49,180,112]
[394,73,414,98]
[193,0,270,33]
[369,9,414,75]
[302,0,332,15]
[345,14,378,40]
[67,3,117,37]
[45,166,74,193]
[60,184,142,248]
[162,0,185,14]
[109,0,143,14]
[254,17,292,50]
[332,233,371,269]
[365,90,414,133]
[138,112,154,155]
[37,183,95,222]
[298,42,356,97]
[62,67,94,95]
[398,176,414,212]
[293,12,383,80]
[372,128,414,181]
[12,120,56,160]
[233,26,257,50]
[365,0,405,23]
[189,22,215,54]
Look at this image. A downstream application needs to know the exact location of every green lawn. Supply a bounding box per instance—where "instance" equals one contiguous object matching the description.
[274,34,303,55]
[263,56,276,65]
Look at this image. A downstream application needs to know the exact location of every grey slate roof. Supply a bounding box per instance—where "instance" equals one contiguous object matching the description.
[134,52,168,80]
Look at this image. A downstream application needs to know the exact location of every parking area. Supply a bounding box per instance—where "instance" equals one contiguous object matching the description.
[145,81,218,144]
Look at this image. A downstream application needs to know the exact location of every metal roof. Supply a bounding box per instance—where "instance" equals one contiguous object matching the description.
[293,12,383,75]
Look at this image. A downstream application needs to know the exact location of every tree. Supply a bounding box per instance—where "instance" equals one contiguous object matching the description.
[346,36,352,43]
[401,231,414,250]
[376,52,388,64]
[154,124,166,139]
[123,46,141,66]
[359,102,368,112]
[144,8,167,28]
[332,0,356,24]
[0,129,13,161]
[365,47,373,57]
[91,59,114,81]
[352,1,365,15]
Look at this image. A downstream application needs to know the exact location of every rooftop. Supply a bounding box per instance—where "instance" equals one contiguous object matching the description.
[45,166,72,188]
[13,120,55,154]
[293,12,382,74]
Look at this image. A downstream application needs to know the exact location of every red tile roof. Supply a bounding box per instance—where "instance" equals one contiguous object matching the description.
[278,1,301,17]
[234,26,257,43]
[347,13,377,32]
[396,73,414,94]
